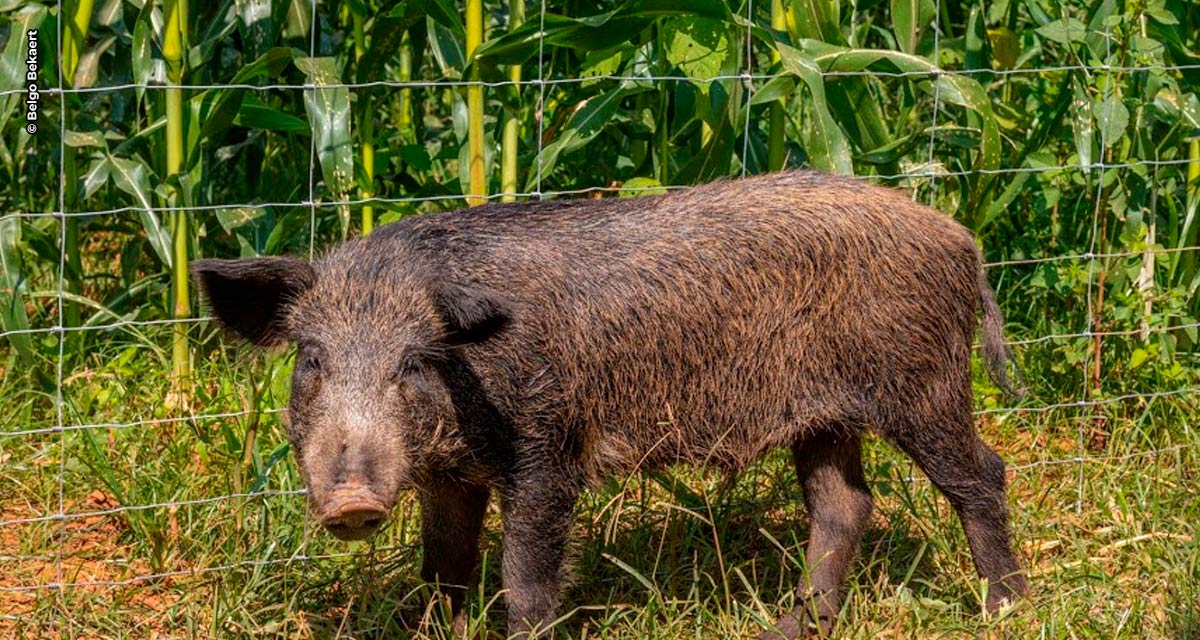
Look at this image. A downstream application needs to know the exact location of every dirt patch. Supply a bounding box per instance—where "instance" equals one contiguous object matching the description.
[0,490,187,638]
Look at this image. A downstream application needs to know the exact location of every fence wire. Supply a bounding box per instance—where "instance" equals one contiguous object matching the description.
[0,0,1197,613]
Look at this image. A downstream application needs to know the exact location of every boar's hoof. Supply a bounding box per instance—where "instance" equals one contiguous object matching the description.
[757,611,830,639]
[320,486,388,541]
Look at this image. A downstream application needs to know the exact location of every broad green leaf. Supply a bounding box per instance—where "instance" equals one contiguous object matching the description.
[619,177,667,197]
[0,215,34,366]
[130,0,153,103]
[474,0,732,66]
[581,48,626,87]
[236,0,276,61]
[749,76,797,105]
[198,47,299,143]
[0,217,22,291]
[64,130,107,148]
[788,0,844,44]
[357,11,422,86]
[1144,0,1177,25]
[230,47,299,85]
[965,7,991,75]
[824,79,895,173]
[427,16,465,78]
[73,35,115,90]
[297,56,354,198]
[858,129,926,164]
[475,14,649,65]
[527,87,646,191]
[1129,348,1149,369]
[418,0,465,36]
[987,27,1019,70]
[1035,18,1088,45]
[82,157,111,199]
[1083,0,1119,60]
[249,443,292,493]
[215,207,267,232]
[978,171,1032,232]
[799,42,1000,172]
[673,96,736,183]
[401,144,433,172]
[1094,94,1129,148]
[1023,0,1054,27]
[109,157,172,268]
[283,0,311,40]
[775,43,852,174]
[234,94,308,132]
[1071,79,1094,168]
[891,0,935,54]
[1146,20,1200,89]
[663,16,733,90]
[858,125,978,165]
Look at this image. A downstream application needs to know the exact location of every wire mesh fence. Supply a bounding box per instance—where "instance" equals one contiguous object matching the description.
[1,0,1198,636]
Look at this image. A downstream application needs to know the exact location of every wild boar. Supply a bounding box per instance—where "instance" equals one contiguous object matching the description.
[193,170,1028,638]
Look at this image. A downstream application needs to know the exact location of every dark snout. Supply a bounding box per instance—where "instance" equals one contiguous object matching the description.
[319,482,389,541]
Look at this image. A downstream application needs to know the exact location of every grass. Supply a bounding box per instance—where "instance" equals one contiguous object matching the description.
[0,327,1197,640]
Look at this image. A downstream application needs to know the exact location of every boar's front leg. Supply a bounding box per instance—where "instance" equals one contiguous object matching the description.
[499,474,581,638]
[420,480,490,632]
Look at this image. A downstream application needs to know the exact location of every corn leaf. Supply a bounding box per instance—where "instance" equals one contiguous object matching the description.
[297,56,355,199]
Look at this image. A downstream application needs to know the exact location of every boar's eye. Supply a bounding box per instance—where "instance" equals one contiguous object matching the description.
[391,356,424,383]
[296,344,323,374]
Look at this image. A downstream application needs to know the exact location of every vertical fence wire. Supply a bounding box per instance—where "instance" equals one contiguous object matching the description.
[534,0,547,200]
[54,0,69,629]
[301,0,323,570]
[740,0,755,177]
[926,0,943,204]
[1078,16,1116,512]
[307,0,320,258]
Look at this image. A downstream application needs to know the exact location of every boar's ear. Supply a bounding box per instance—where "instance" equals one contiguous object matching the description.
[191,257,315,346]
[432,281,513,346]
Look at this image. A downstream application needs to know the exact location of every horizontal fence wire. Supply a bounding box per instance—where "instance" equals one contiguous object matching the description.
[2,61,1200,98]
[2,2,1197,603]
[0,546,418,594]
[5,158,1198,220]
[0,489,308,529]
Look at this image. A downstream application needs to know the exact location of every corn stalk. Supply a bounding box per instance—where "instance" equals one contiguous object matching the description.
[1190,137,1199,187]
[163,0,190,395]
[352,4,374,234]
[61,0,94,331]
[399,36,413,138]
[465,0,486,206]
[61,0,95,86]
[767,0,787,171]
[500,0,524,202]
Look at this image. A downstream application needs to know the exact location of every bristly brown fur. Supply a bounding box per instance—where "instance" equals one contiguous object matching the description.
[193,169,1029,639]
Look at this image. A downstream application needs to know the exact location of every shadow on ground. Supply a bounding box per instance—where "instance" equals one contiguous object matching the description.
[275,459,953,639]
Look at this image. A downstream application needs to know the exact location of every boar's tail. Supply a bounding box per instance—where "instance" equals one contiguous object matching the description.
[979,270,1023,398]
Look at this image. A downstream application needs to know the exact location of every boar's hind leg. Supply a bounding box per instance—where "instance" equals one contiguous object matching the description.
[760,431,873,639]
[420,480,490,631]
[500,479,580,639]
[887,409,1029,612]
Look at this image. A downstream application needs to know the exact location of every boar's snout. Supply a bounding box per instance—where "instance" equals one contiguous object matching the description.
[318,482,389,541]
